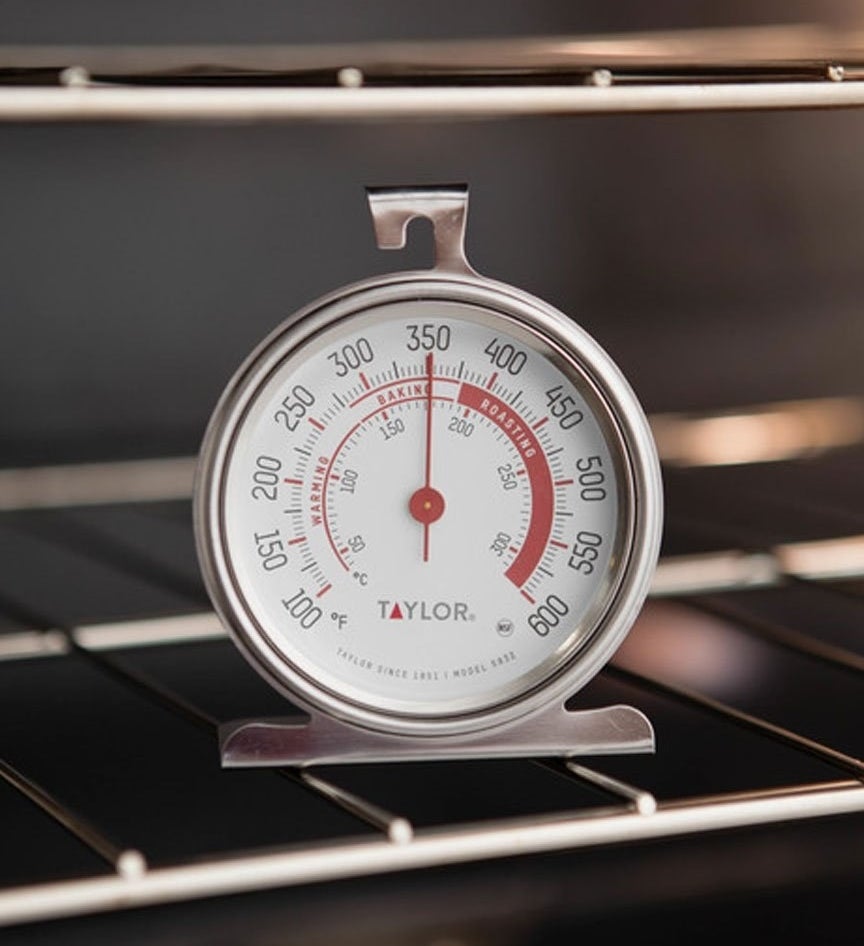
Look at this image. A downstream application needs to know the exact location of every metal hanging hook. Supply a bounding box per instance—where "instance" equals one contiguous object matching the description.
[366,184,477,275]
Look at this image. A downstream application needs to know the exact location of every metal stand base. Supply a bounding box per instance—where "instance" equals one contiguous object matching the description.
[219,703,655,768]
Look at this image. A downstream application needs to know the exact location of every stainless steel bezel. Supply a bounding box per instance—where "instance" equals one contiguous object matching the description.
[195,269,663,738]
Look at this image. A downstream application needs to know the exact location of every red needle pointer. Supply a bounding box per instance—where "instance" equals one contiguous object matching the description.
[408,352,445,561]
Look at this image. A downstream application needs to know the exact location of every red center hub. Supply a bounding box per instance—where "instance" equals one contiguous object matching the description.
[409,486,446,524]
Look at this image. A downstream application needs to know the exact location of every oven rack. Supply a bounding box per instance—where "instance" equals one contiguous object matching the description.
[0,441,863,927]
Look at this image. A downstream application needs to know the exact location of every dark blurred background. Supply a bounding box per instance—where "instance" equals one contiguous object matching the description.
[2,0,864,466]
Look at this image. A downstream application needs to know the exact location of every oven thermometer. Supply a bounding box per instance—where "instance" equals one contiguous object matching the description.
[195,186,662,767]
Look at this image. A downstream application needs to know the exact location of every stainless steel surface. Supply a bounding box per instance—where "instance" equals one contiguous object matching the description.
[367,185,475,276]
[218,704,655,767]
[5,80,864,122]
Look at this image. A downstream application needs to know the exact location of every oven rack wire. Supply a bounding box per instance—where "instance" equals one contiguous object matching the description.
[4,25,864,121]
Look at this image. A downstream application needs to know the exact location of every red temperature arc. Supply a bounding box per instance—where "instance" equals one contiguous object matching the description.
[456,382,554,589]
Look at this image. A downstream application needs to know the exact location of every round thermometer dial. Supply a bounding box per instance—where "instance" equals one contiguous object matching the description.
[197,191,661,740]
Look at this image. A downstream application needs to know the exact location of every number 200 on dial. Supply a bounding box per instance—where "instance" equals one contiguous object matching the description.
[197,285,661,732]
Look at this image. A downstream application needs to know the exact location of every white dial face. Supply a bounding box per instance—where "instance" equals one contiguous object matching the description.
[220,300,628,717]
